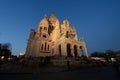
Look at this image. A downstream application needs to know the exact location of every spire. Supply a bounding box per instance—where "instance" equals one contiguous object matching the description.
[44,14,47,18]
[44,14,47,19]
[51,11,54,16]
[48,11,59,23]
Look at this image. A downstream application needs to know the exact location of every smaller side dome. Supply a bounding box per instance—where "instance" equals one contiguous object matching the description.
[39,15,49,26]
[63,19,70,27]
[37,15,49,34]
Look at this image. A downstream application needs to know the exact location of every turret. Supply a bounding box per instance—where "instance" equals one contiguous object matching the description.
[37,15,49,38]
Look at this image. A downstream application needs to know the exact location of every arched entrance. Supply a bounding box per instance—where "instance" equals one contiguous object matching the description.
[59,45,61,56]
[67,44,71,57]
[74,45,77,57]
[80,46,84,56]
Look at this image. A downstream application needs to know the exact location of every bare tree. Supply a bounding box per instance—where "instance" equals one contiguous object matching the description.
[2,43,12,51]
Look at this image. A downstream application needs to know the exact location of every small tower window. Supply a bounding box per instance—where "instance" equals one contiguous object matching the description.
[43,35,46,38]
[66,31,69,38]
[40,27,42,32]
[44,27,47,30]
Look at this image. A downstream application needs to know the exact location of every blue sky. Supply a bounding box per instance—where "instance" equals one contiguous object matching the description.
[0,0,120,56]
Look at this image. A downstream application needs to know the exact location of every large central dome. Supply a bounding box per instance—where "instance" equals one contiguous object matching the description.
[48,12,59,22]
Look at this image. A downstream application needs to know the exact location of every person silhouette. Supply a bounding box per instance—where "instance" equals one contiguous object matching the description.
[67,60,70,70]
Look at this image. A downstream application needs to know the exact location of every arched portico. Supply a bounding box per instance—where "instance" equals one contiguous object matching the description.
[66,44,72,57]
[74,45,78,57]
[79,46,88,57]
[59,44,61,56]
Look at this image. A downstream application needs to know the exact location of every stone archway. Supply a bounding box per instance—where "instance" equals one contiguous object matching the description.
[80,46,88,57]
[59,45,61,56]
[67,44,71,57]
[79,46,83,56]
[74,45,77,57]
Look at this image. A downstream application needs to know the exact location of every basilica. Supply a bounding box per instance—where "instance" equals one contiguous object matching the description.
[25,12,88,58]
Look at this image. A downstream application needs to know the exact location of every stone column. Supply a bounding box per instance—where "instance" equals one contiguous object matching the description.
[71,48,74,56]
[61,43,67,56]
[54,44,59,56]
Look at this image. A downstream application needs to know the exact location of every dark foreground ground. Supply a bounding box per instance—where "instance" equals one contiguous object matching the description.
[0,66,120,80]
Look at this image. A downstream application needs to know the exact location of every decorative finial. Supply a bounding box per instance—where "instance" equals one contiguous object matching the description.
[52,10,54,16]
[79,36,84,41]
[44,14,47,18]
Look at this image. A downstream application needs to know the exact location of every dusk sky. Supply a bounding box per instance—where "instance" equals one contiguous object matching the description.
[0,0,120,56]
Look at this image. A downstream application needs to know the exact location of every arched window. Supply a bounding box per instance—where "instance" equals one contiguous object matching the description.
[41,44,43,51]
[48,24,54,34]
[45,42,47,51]
[40,27,42,32]
[43,35,46,38]
[66,31,69,38]
[67,44,71,57]
[44,27,47,30]
[59,45,61,56]
[48,45,49,51]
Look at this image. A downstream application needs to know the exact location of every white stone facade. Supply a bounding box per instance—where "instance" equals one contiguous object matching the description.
[25,12,88,57]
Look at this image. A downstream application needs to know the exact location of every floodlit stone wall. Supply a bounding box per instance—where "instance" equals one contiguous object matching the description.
[25,12,88,58]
